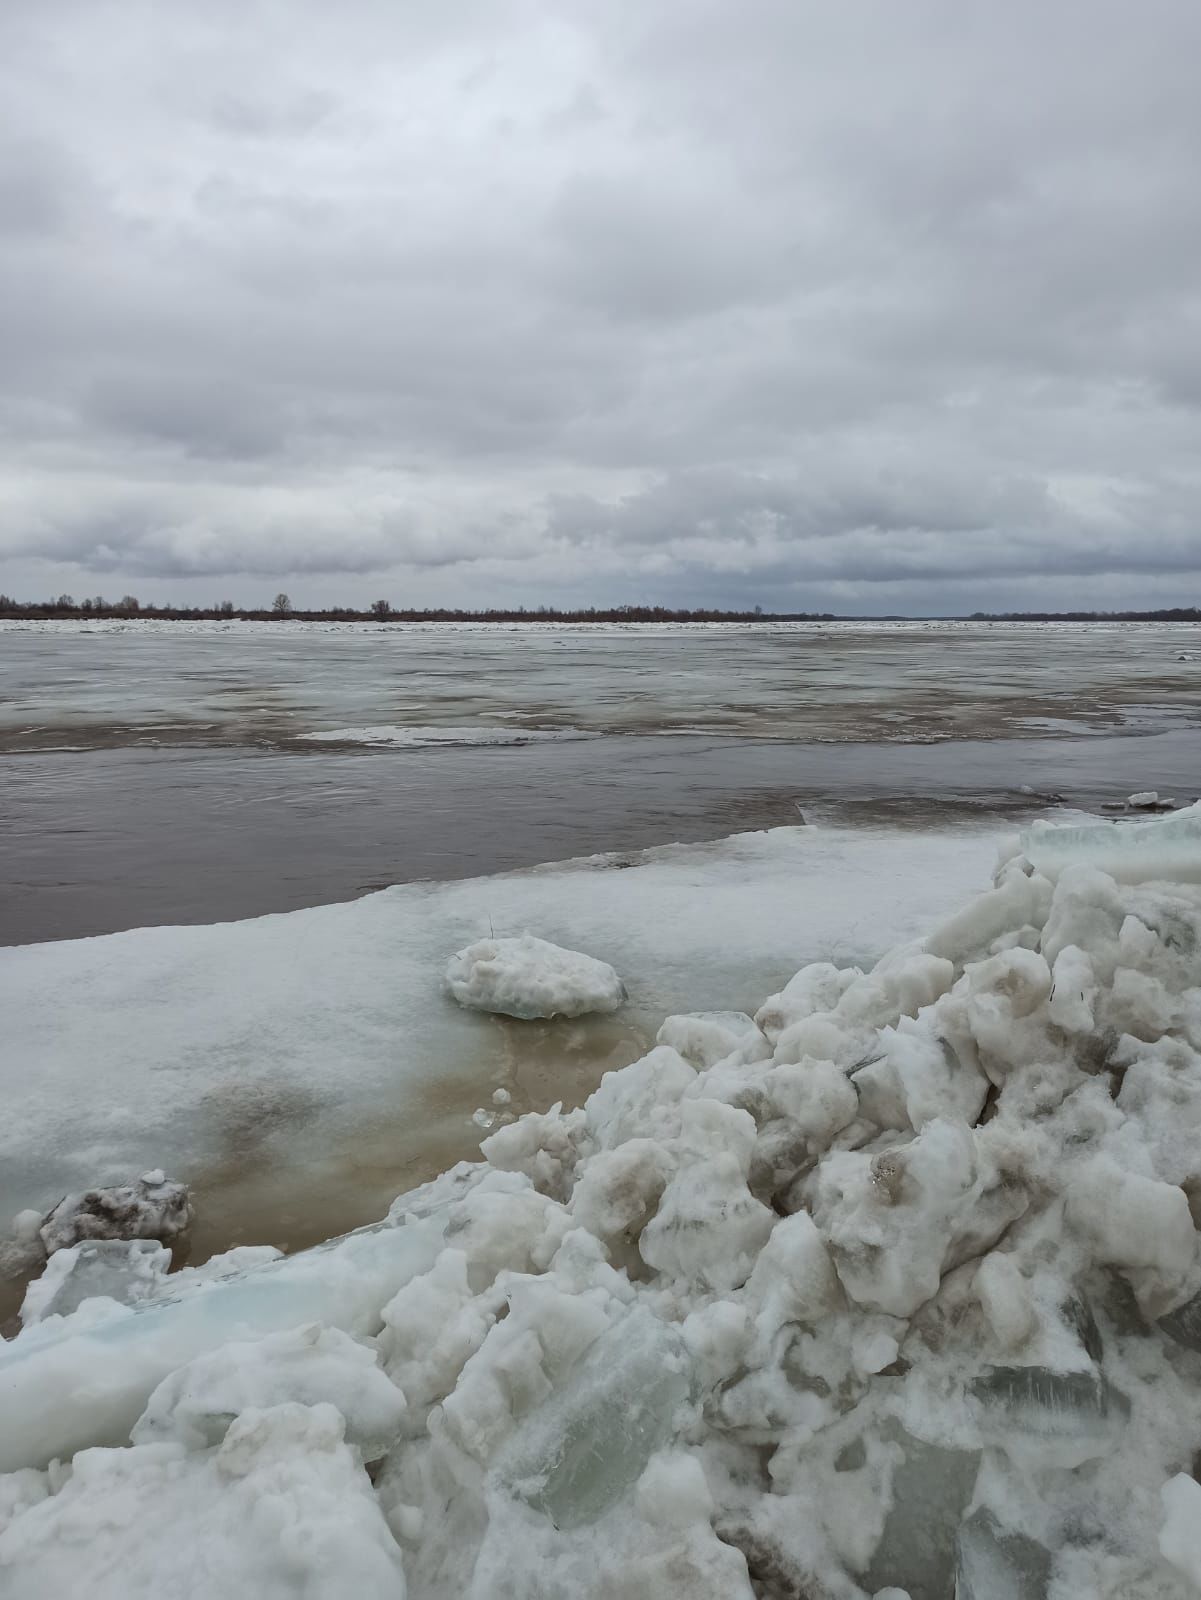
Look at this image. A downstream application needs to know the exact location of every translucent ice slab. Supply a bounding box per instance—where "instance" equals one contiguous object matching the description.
[495,1307,692,1529]
[0,1213,448,1473]
[1021,801,1201,883]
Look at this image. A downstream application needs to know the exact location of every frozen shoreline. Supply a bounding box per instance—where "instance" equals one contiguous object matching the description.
[0,822,1001,1226]
[9,616,1199,636]
[3,809,1201,1594]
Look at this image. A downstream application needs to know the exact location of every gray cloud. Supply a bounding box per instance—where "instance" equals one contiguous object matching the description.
[1,0,1199,610]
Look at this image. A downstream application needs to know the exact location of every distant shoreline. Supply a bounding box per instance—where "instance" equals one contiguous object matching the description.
[2,605,1199,625]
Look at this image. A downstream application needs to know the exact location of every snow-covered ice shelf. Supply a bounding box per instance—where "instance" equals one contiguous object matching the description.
[2,810,1201,1595]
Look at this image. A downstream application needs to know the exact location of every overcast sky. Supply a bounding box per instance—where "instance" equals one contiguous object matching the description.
[2,1,1200,613]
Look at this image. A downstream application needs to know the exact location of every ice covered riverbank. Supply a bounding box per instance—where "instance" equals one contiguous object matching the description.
[0,822,1002,1238]
[2,809,1201,1595]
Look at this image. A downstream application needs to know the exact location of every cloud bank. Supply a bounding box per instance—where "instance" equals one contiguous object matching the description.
[2,1,1199,611]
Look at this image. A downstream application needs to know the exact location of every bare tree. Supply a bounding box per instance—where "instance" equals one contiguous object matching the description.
[370,598,393,618]
[272,592,292,616]
[217,600,235,616]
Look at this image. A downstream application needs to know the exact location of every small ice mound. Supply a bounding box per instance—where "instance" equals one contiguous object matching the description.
[39,1171,193,1256]
[446,934,626,1020]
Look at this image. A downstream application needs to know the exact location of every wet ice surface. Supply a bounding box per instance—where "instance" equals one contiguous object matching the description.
[2,618,1200,751]
[0,825,1000,1248]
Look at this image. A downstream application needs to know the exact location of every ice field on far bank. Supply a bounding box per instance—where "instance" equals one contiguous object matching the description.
[0,822,1002,1226]
[2,808,1201,1597]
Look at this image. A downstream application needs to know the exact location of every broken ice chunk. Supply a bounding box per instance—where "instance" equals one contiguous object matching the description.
[969,1366,1130,1466]
[639,1143,775,1294]
[656,1011,766,1070]
[132,1323,407,1458]
[1065,1156,1197,1305]
[1058,1293,1104,1365]
[0,1402,408,1599]
[973,1252,1037,1350]
[754,962,859,1043]
[1161,1473,1201,1587]
[809,1118,1028,1318]
[956,1506,1052,1600]
[494,1307,692,1529]
[860,1425,980,1600]
[445,934,625,1019]
[39,1172,193,1255]
[925,873,1052,964]
[0,1207,452,1474]
[1047,944,1098,1033]
[1156,1288,1201,1351]
[1104,791,1178,813]
[1021,800,1201,883]
[20,1239,170,1327]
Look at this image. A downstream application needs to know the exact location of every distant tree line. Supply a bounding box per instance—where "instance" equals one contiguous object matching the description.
[0,594,1197,624]
[969,608,1201,622]
[0,594,835,623]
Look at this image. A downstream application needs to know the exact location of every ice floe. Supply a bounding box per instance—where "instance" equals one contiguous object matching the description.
[447,934,626,1020]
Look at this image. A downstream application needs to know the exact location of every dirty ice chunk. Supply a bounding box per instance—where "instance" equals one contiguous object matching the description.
[446,934,625,1019]
[39,1173,193,1255]
[494,1307,691,1529]
[810,1118,1026,1318]
[1160,1473,1201,1586]
[20,1240,170,1327]
[1021,799,1201,884]
[956,1506,1051,1600]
